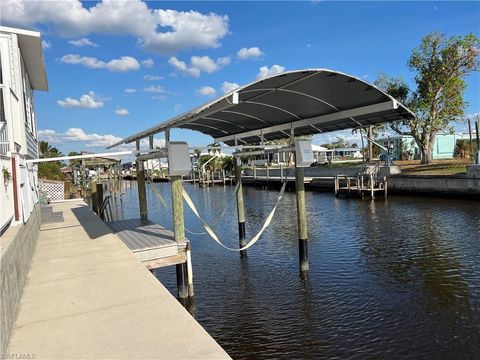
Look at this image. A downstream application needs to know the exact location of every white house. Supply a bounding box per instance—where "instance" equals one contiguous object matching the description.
[0,26,48,234]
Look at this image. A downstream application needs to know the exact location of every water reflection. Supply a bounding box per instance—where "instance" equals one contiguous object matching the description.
[109,181,480,359]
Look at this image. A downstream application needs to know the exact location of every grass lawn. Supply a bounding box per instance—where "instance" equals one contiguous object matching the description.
[396,159,469,176]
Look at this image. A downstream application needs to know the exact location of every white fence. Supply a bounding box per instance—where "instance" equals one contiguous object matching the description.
[39,180,64,202]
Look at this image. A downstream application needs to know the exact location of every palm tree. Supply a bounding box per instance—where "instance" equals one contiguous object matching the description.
[38,141,62,158]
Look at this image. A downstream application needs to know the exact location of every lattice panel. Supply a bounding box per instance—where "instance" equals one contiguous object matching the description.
[40,181,64,202]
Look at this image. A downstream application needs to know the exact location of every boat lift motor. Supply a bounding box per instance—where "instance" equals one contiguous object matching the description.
[294,140,315,167]
[167,142,191,176]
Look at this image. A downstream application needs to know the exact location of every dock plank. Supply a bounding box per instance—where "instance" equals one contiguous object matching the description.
[107,219,180,262]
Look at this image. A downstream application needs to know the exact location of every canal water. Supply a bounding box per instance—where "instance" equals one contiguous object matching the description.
[110,181,479,359]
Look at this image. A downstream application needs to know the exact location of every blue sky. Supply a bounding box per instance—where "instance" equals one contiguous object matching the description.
[1,1,479,154]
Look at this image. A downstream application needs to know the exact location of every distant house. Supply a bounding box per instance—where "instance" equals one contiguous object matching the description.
[376,133,468,160]
[327,147,363,161]
[0,26,48,233]
[312,144,329,163]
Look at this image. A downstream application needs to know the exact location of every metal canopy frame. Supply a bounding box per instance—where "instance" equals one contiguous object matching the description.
[107,69,415,149]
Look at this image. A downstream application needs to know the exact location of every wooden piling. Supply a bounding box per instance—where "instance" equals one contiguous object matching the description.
[295,163,309,273]
[91,181,98,214]
[81,159,86,198]
[370,174,374,198]
[384,177,388,198]
[171,175,189,299]
[96,183,104,220]
[234,159,247,258]
[136,141,148,224]
[186,243,194,297]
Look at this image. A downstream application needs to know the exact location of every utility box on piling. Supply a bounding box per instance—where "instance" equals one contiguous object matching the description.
[294,140,315,167]
[168,142,191,176]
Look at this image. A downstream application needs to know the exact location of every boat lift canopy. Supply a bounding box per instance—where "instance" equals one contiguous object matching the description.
[107,69,415,148]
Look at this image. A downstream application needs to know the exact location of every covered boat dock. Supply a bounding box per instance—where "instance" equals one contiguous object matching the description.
[108,68,415,297]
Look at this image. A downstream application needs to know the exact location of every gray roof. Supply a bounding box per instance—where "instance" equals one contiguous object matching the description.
[108,69,415,148]
[0,26,48,91]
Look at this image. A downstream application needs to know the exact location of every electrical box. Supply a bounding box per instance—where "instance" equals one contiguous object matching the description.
[295,140,315,167]
[167,142,191,176]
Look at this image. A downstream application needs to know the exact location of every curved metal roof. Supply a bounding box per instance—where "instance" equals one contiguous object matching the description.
[108,69,415,148]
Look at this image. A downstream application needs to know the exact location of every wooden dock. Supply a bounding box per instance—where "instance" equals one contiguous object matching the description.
[107,219,188,269]
[335,174,387,198]
[242,175,313,184]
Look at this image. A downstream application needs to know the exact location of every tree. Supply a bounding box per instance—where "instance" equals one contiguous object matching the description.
[375,32,479,164]
[38,140,62,158]
[322,136,350,149]
[68,151,82,168]
[38,141,64,180]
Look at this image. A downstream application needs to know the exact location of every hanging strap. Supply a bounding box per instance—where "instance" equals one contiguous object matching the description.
[182,182,287,252]
[150,179,240,235]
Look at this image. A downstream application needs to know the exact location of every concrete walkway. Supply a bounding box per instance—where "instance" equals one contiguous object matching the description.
[7,200,230,359]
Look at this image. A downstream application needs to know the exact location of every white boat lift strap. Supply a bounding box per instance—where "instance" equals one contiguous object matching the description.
[182,182,287,252]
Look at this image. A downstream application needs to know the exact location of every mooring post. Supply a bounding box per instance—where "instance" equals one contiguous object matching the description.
[234,158,247,258]
[136,141,148,224]
[295,157,309,273]
[186,242,194,297]
[96,182,104,220]
[81,159,86,198]
[90,181,98,214]
[370,174,374,198]
[171,175,189,299]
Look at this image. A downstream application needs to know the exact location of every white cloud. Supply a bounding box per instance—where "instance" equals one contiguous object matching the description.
[141,58,154,68]
[144,74,163,81]
[57,91,103,109]
[143,85,166,93]
[38,129,61,144]
[237,47,263,60]
[124,88,137,94]
[68,38,98,47]
[221,81,240,94]
[60,54,141,72]
[41,40,51,49]
[0,0,229,55]
[107,56,140,72]
[115,108,129,116]
[38,127,166,150]
[197,86,216,97]
[256,64,285,79]
[140,9,229,54]
[64,128,123,148]
[168,55,230,77]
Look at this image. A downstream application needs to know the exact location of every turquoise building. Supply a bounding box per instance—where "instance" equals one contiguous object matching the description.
[376,133,466,160]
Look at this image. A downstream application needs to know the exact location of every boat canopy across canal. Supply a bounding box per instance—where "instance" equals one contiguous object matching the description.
[108,68,415,148]
[107,68,416,299]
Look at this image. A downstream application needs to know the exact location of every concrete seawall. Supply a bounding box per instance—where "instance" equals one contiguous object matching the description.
[1,204,42,354]
[387,175,480,197]
[242,167,480,197]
